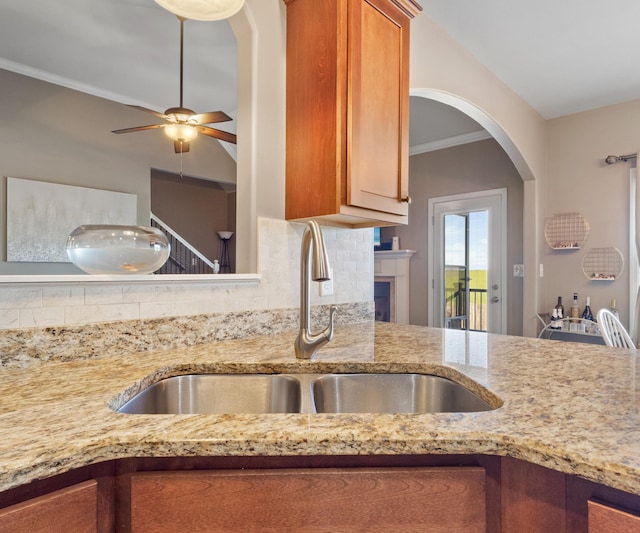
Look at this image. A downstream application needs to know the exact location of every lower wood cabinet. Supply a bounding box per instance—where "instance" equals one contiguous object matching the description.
[3,455,640,532]
[588,499,640,532]
[501,456,567,532]
[0,479,98,533]
[129,467,487,532]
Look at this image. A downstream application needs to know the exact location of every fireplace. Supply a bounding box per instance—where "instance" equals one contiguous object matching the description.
[374,277,395,322]
[373,250,414,324]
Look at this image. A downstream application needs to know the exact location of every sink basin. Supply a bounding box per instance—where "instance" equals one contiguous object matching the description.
[116,372,496,415]
[117,374,301,414]
[312,373,493,414]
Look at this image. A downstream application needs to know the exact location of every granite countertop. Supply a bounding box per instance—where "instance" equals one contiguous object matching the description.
[0,321,639,496]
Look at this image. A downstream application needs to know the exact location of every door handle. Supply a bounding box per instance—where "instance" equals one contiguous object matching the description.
[491,296,500,303]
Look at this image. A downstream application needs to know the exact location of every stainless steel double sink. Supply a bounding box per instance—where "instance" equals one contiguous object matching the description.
[116,373,498,415]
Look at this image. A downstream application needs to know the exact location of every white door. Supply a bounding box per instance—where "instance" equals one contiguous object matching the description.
[428,189,507,334]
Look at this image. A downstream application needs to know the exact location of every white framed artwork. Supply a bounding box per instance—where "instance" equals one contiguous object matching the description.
[6,177,137,262]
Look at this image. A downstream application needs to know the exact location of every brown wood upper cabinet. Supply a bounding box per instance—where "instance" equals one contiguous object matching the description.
[284,0,422,227]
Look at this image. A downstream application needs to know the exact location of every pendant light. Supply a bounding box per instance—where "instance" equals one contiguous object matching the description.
[154,0,245,21]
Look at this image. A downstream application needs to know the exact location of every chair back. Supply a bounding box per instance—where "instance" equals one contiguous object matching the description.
[596,308,636,349]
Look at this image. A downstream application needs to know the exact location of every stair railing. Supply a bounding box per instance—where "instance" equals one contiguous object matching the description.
[150,213,216,274]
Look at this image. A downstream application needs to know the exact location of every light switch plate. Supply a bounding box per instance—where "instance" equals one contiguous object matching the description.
[319,268,334,296]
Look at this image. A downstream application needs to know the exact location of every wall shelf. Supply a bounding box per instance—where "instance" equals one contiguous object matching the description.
[582,247,624,281]
[544,212,589,249]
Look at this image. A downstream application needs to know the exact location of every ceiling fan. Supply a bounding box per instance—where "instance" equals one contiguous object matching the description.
[111,16,237,153]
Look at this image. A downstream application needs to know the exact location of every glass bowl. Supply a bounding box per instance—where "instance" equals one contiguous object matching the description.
[66,225,170,275]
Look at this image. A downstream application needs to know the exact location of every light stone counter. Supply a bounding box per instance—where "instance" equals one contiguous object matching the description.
[1,322,639,496]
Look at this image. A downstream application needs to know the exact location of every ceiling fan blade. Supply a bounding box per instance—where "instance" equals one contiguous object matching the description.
[127,105,169,120]
[190,111,232,125]
[111,124,165,134]
[198,126,237,144]
[174,140,190,153]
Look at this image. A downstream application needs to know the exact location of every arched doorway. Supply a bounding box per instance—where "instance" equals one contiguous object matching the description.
[382,91,530,335]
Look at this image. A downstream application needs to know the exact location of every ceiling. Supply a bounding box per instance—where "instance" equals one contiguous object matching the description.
[0,0,237,131]
[421,0,640,120]
[1,1,639,150]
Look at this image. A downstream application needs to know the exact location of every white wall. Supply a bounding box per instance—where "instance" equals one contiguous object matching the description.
[408,16,547,183]
[230,0,287,272]
[546,99,640,327]
[0,218,372,329]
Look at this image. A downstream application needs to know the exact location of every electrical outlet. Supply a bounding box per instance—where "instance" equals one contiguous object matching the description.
[319,269,334,296]
[513,264,524,277]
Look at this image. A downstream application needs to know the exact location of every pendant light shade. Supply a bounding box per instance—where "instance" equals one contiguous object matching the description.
[154,0,245,21]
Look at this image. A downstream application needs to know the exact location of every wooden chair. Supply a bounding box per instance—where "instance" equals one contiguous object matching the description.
[596,308,636,349]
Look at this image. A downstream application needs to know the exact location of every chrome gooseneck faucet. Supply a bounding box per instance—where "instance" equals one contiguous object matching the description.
[295,220,337,359]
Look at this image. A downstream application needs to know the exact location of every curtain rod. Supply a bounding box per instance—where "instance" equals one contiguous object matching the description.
[605,153,637,165]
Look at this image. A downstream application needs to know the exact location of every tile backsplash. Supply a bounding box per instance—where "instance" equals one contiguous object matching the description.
[0,218,374,330]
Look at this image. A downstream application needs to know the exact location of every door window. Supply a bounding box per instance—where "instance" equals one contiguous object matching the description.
[429,189,506,334]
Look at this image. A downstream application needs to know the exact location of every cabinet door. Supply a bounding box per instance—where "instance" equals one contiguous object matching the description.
[130,467,486,532]
[284,0,418,226]
[588,499,640,532]
[0,479,98,533]
[347,0,411,217]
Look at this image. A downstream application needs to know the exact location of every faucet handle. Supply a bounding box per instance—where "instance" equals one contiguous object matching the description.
[325,305,337,341]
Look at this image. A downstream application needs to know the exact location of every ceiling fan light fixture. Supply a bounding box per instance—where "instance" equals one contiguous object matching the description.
[153,0,245,21]
[164,123,198,142]
[112,15,237,147]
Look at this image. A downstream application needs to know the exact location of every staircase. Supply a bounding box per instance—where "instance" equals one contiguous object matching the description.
[151,214,216,274]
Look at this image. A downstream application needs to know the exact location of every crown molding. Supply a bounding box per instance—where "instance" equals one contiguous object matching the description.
[0,58,150,108]
[409,129,492,156]
[0,58,237,159]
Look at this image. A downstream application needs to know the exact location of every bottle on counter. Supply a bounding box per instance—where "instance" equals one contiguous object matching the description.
[550,308,561,329]
[570,292,580,323]
[607,299,619,319]
[581,296,593,322]
[554,296,564,319]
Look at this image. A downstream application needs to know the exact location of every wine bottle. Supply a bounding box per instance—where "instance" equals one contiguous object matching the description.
[581,296,593,321]
[550,308,561,329]
[608,299,619,319]
[553,296,565,330]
